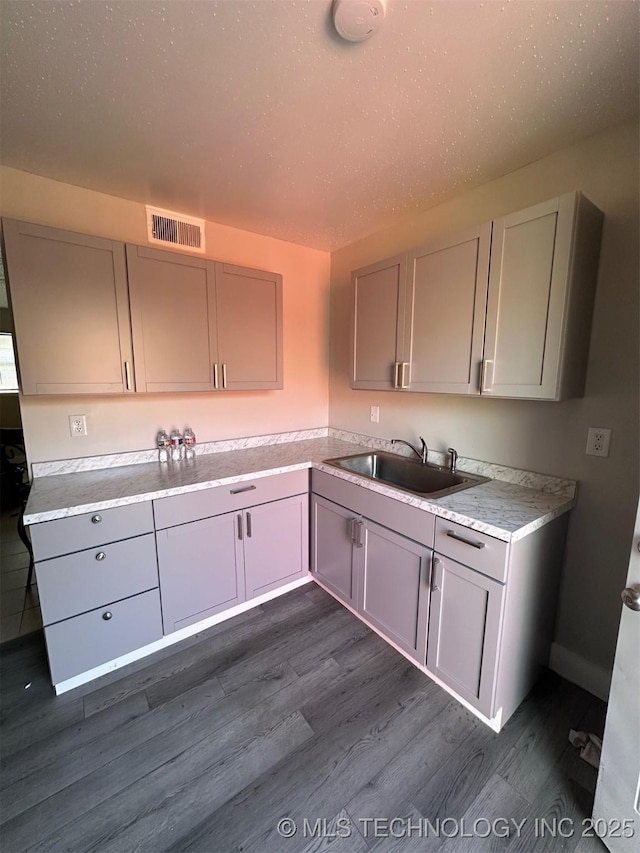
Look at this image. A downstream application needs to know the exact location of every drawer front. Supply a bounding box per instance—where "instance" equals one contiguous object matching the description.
[434,518,509,583]
[153,469,309,529]
[44,589,163,685]
[30,502,154,561]
[36,533,159,626]
[311,470,435,548]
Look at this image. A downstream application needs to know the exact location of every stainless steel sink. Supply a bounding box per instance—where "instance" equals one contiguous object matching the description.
[323,451,489,498]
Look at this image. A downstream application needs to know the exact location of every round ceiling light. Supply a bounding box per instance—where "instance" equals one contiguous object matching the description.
[332,0,386,43]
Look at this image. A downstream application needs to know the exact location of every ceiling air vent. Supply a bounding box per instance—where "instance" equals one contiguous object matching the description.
[146,206,205,253]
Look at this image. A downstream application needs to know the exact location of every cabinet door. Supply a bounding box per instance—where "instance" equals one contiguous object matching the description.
[359,520,430,664]
[427,554,505,717]
[350,254,409,390]
[484,193,581,400]
[2,219,133,395]
[214,262,283,390]
[406,224,491,394]
[126,245,217,392]
[243,494,309,599]
[310,495,358,608]
[156,513,245,634]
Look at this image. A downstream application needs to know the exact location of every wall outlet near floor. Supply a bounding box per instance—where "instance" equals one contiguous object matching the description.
[370,405,380,423]
[586,427,611,457]
[69,415,88,437]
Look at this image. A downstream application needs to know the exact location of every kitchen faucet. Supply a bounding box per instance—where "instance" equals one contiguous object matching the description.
[391,436,428,465]
[447,447,458,473]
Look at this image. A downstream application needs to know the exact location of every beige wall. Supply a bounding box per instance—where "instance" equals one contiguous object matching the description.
[0,166,331,463]
[329,120,639,681]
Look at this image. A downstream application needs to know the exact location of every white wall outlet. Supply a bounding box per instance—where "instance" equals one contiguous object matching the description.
[69,415,88,437]
[370,405,380,423]
[586,427,611,457]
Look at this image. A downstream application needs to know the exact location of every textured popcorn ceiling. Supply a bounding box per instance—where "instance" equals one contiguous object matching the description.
[1,0,638,251]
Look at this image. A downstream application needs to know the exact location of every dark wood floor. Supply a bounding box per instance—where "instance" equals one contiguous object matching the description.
[0,583,607,853]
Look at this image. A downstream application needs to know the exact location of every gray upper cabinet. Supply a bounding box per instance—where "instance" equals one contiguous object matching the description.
[483,193,603,400]
[2,219,134,395]
[406,224,491,395]
[350,254,409,390]
[126,245,283,392]
[126,245,217,392]
[215,262,283,390]
[350,192,602,401]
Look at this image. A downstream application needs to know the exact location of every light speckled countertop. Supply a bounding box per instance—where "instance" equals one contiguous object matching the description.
[24,437,575,542]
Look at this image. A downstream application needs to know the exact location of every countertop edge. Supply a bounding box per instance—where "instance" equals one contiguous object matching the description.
[24,456,575,543]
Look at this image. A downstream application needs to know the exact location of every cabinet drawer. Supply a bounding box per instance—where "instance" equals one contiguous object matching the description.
[312,470,434,548]
[44,589,163,685]
[153,469,309,529]
[36,533,159,626]
[30,502,154,560]
[434,518,508,583]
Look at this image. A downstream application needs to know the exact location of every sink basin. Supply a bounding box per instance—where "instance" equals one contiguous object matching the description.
[324,451,489,498]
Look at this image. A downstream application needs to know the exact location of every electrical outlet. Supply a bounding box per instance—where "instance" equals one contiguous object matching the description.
[586,427,611,457]
[370,405,380,423]
[69,415,88,437]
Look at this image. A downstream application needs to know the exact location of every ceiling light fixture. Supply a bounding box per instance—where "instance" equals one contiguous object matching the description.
[332,0,386,43]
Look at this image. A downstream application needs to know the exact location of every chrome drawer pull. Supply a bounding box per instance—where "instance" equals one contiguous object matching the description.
[91,514,102,524]
[102,611,113,621]
[446,530,486,550]
[230,485,256,495]
[95,551,106,561]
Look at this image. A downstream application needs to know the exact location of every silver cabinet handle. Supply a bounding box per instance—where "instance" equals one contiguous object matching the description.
[481,359,494,394]
[621,585,640,612]
[355,520,365,549]
[393,362,400,389]
[237,514,243,541]
[399,362,410,389]
[124,361,132,391]
[95,551,106,561]
[222,363,228,389]
[246,512,252,538]
[446,530,486,549]
[431,554,441,592]
[102,611,113,621]
[230,484,256,495]
[349,518,358,543]
[91,514,102,524]
[213,362,219,390]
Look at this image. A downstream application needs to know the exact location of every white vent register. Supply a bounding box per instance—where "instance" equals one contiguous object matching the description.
[145,206,205,253]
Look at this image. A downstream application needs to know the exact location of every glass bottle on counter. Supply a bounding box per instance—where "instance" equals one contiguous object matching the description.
[184,427,196,460]
[170,428,183,462]
[157,429,170,463]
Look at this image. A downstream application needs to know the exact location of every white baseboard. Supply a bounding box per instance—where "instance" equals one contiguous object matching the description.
[549,642,612,702]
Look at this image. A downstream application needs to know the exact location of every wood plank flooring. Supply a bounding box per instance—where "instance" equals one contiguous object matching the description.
[0,583,608,853]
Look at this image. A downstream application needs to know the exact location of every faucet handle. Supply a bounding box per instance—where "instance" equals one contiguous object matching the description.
[418,436,428,464]
[447,447,458,473]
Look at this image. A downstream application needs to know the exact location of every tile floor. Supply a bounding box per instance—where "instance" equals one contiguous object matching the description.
[0,506,42,643]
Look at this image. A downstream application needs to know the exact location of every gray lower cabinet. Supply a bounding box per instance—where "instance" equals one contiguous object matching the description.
[155,472,310,635]
[31,501,162,685]
[311,475,433,665]
[157,493,309,634]
[156,513,245,634]
[360,519,430,664]
[243,494,309,599]
[426,553,505,717]
[310,494,358,608]
[312,470,568,727]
